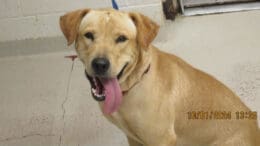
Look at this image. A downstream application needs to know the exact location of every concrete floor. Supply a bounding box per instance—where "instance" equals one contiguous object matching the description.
[0,10,260,146]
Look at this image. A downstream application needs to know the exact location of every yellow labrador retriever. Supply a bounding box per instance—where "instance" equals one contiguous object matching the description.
[60,8,259,146]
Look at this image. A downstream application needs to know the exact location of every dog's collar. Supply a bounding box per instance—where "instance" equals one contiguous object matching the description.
[122,64,150,95]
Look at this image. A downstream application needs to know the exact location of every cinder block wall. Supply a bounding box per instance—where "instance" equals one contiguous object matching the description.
[0,0,163,42]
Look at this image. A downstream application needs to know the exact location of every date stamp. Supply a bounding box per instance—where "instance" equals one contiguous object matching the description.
[187,111,257,120]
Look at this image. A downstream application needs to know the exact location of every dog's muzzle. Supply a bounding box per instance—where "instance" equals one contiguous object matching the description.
[85,62,128,102]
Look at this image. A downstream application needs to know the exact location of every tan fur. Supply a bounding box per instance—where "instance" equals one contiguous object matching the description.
[129,12,159,50]
[60,9,259,146]
[60,9,90,45]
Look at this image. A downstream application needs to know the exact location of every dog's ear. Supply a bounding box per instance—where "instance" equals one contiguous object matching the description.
[129,12,159,50]
[60,9,90,46]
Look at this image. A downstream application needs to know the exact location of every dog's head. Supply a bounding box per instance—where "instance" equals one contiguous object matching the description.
[60,8,159,114]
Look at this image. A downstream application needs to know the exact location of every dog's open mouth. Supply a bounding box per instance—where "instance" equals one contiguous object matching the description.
[84,63,128,114]
[85,73,105,101]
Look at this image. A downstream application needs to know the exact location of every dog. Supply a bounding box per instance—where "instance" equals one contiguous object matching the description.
[59,8,259,146]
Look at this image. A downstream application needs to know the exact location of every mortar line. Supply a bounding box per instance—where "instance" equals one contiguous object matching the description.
[0,133,55,143]
[59,60,75,146]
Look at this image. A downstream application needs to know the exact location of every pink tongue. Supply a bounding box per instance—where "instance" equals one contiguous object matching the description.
[100,78,122,114]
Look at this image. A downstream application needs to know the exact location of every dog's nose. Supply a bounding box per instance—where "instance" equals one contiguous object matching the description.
[92,58,110,75]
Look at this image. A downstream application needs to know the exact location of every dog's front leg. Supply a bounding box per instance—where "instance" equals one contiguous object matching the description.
[127,136,143,146]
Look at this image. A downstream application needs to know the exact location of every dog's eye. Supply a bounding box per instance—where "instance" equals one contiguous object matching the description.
[84,32,94,41]
[116,35,128,43]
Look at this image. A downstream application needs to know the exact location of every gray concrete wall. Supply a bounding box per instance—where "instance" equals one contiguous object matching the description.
[0,0,163,42]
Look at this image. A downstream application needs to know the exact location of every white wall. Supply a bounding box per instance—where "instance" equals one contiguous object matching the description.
[0,0,163,42]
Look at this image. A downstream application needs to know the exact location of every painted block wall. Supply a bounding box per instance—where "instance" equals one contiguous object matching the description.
[0,0,163,42]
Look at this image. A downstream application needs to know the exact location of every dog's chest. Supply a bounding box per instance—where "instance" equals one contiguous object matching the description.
[106,108,176,146]
[104,92,173,144]
[103,79,176,144]
[103,92,152,142]
[106,111,143,143]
